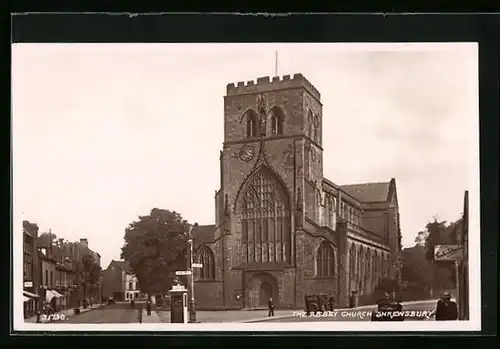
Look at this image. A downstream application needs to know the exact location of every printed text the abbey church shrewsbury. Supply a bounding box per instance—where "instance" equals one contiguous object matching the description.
[189,74,402,310]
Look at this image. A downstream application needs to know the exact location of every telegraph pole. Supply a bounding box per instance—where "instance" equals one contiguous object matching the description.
[188,223,198,323]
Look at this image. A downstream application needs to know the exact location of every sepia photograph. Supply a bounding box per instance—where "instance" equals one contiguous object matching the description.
[12,42,480,332]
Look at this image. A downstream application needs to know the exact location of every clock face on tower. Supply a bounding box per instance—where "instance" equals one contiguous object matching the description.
[239,145,255,162]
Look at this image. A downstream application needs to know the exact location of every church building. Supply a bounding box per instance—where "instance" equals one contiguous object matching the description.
[191,74,402,309]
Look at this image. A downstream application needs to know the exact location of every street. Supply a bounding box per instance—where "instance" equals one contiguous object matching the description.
[260,299,439,322]
[64,303,140,323]
[57,299,439,324]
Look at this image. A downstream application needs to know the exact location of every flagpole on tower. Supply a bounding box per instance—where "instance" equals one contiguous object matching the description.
[275,50,278,77]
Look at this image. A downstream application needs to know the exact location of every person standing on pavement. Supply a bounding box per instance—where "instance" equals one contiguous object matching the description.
[435,292,458,321]
[268,297,275,317]
[137,305,143,323]
[146,299,152,316]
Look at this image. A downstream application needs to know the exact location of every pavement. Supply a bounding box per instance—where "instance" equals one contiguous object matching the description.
[24,303,105,323]
[28,299,442,324]
[250,299,441,323]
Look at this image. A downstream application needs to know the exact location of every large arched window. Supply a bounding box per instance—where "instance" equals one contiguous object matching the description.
[196,245,215,280]
[240,167,291,263]
[307,110,315,139]
[245,110,259,138]
[358,245,364,293]
[365,249,371,293]
[324,195,334,228]
[313,114,320,143]
[349,243,356,289]
[316,241,336,277]
[270,107,285,135]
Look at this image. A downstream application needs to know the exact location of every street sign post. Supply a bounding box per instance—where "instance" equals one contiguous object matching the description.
[434,244,463,318]
[192,263,203,268]
[175,270,192,276]
[434,244,463,262]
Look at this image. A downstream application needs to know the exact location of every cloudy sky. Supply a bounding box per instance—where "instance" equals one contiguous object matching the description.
[12,43,479,268]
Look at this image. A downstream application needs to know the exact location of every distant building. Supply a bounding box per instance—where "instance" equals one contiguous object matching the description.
[22,221,40,318]
[38,247,64,310]
[102,260,142,301]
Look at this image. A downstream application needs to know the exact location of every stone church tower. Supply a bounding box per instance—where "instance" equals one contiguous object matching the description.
[191,74,402,310]
[219,74,323,309]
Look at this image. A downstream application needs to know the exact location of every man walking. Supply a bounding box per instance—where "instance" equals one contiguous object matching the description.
[435,292,458,321]
[268,297,275,317]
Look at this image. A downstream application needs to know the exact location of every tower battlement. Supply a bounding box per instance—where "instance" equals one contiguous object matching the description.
[226,73,321,100]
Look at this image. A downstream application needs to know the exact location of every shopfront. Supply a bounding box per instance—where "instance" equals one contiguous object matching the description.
[23,289,39,318]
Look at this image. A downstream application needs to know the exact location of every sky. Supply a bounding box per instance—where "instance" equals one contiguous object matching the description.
[12,43,479,269]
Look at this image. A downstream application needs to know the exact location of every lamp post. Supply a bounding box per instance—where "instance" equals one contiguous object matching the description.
[188,223,198,323]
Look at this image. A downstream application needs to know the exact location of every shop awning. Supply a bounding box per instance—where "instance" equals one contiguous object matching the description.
[23,290,40,298]
[23,296,31,302]
[46,290,65,302]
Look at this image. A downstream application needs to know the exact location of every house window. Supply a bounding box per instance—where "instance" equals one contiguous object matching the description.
[197,245,215,280]
[240,167,291,263]
[129,282,133,290]
[245,110,258,138]
[316,241,336,277]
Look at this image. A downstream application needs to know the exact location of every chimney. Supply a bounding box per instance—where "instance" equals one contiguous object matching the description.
[80,238,88,247]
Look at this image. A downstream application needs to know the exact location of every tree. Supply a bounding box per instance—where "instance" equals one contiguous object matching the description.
[424,217,448,262]
[402,245,433,286]
[38,232,57,248]
[121,208,191,296]
[414,230,428,247]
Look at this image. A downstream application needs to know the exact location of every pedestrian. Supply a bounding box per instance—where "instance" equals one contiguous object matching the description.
[435,292,458,321]
[137,306,143,323]
[378,292,390,307]
[328,294,335,311]
[268,297,275,317]
[146,299,152,316]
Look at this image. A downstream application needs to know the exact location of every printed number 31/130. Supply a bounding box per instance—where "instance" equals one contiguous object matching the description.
[41,314,66,321]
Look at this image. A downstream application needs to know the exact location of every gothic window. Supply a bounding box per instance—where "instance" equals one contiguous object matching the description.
[240,167,291,264]
[365,249,371,293]
[349,243,356,289]
[381,254,387,279]
[308,110,314,139]
[313,114,320,143]
[373,250,378,286]
[372,252,377,291]
[358,246,364,293]
[196,245,215,280]
[325,195,334,228]
[245,110,259,138]
[270,107,285,135]
[316,241,335,277]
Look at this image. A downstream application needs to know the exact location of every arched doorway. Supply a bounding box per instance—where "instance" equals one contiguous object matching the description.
[259,282,273,306]
[246,272,278,308]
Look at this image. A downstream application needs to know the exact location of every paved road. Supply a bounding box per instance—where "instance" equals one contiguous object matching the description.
[260,299,438,322]
[155,309,293,323]
[64,304,141,323]
[58,300,440,323]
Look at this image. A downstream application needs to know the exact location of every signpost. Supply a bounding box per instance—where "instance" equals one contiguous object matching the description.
[175,270,192,276]
[434,244,463,261]
[192,263,203,269]
[434,244,463,319]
